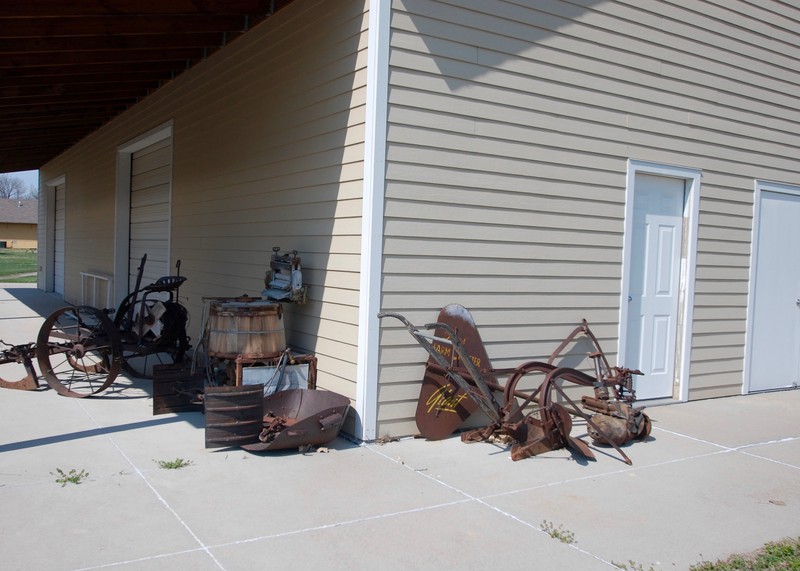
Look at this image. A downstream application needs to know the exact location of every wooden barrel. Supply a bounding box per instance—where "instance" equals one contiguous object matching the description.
[207,300,285,358]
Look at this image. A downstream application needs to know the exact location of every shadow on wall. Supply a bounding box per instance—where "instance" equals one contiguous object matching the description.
[399,0,609,90]
[167,0,366,397]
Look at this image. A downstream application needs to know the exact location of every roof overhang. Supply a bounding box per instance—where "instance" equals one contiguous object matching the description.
[0,0,296,173]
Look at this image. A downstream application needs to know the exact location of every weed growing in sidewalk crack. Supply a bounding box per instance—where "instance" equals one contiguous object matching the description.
[540,520,576,544]
[51,468,89,487]
[613,560,655,571]
[154,458,193,470]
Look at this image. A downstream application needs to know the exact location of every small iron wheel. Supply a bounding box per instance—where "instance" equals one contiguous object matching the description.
[37,306,122,397]
[117,300,189,378]
[122,343,187,378]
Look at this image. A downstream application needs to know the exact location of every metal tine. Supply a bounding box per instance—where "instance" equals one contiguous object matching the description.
[378,312,500,423]
[409,330,499,423]
[424,321,502,417]
[548,378,632,465]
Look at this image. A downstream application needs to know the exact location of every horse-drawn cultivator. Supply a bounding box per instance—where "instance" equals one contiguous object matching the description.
[0,255,190,398]
[380,304,651,464]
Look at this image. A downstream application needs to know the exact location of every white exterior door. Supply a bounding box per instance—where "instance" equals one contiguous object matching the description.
[626,174,685,400]
[128,138,171,289]
[53,182,65,296]
[749,188,800,392]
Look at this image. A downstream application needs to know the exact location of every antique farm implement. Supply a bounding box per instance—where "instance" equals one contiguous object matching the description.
[0,254,190,398]
[379,305,651,464]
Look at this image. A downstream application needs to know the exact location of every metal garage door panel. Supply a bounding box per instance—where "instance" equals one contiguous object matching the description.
[129,141,171,289]
[54,183,65,296]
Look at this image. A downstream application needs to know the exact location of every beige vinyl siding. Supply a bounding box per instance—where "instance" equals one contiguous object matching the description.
[377,0,800,435]
[39,0,368,402]
[129,138,171,287]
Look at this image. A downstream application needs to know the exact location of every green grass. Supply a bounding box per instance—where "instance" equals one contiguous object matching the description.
[690,537,800,570]
[0,249,37,282]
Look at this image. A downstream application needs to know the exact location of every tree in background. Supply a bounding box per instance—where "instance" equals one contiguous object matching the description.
[0,174,37,199]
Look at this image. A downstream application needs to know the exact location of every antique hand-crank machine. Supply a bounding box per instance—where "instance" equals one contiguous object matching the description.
[0,254,191,398]
[379,304,651,464]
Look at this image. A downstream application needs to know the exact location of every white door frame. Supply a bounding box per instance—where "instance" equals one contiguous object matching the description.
[743,180,800,394]
[42,174,65,294]
[113,121,173,306]
[618,160,701,402]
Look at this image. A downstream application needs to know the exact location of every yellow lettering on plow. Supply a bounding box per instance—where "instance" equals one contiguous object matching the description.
[432,335,481,368]
[432,342,451,358]
[426,384,469,414]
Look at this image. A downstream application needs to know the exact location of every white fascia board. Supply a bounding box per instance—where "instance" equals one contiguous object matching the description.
[355,0,390,441]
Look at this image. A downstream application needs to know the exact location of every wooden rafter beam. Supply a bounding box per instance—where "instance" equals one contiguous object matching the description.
[0,0,297,172]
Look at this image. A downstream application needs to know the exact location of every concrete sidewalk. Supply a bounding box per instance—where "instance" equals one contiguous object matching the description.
[1,284,799,570]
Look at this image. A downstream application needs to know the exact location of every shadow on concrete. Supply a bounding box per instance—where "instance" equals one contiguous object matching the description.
[0,412,204,453]
[0,286,66,318]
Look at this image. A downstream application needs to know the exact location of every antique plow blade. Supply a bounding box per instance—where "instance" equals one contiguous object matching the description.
[378,306,502,440]
[380,305,651,465]
[0,341,40,391]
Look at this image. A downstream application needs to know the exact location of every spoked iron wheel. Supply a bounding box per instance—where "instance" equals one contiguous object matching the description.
[37,306,122,397]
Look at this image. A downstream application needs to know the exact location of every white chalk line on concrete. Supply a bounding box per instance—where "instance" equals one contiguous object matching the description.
[71,423,798,570]
[363,442,621,568]
[74,401,226,571]
[73,498,476,570]
[653,426,800,470]
[735,437,800,470]
[362,431,797,566]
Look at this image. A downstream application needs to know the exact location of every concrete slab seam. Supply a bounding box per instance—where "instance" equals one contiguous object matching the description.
[73,547,211,571]
[209,497,473,549]
[363,443,620,568]
[733,436,800,451]
[739,450,800,471]
[734,437,800,471]
[75,400,226,571]
[653,428,800,470]
[477,448,733,502]
[651,426,737,450]
[71,500,474,571]
[363,442,478,499]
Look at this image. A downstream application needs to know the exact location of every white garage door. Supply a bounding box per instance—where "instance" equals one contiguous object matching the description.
[749,187,800,392]
[129,137,171,290]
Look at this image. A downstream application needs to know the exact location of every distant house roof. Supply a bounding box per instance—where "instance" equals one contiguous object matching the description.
[0,199,37,225]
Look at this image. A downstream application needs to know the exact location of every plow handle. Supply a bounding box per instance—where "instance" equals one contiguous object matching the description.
[378,312,501,423]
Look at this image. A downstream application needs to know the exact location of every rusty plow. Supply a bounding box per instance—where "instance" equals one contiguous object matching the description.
[378,305,651,465]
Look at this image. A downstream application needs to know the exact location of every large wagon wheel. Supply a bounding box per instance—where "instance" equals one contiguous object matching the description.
[37,306,122,397]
